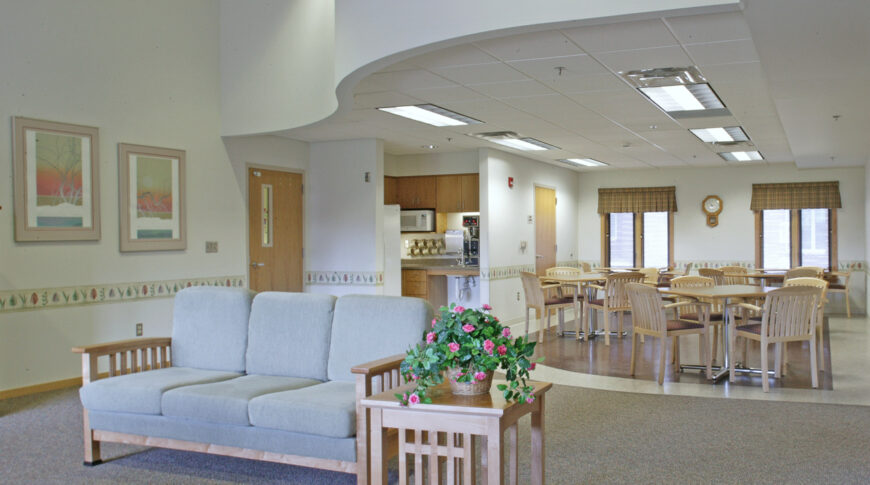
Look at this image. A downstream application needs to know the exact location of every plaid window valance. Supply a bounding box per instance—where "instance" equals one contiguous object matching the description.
[597,186,677,214]
[750,181,842,211]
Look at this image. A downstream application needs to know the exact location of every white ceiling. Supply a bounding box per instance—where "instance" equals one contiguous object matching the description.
[282,1,870,172]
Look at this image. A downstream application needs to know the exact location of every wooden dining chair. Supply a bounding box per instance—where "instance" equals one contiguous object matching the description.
[670,276,725,364]
[638,267,660,286]
[827,270,852,318]
[727,286,823,392]
[520,272,579,342]
[625,283,712,384]
[682,262,694,276]
[697,268,726,285]
[785,266,823,280]
[719,265,749,285]
[579,262,592,273]
[783,277,829,372]
[587,272,644,345]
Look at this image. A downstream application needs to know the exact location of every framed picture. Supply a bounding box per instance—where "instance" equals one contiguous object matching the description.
[118,143,186,252]
[12,117,101,241]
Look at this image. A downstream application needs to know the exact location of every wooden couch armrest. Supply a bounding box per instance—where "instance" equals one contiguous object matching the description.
[354,353,407,483]
[72,337,172,385]
[351,353,405,378]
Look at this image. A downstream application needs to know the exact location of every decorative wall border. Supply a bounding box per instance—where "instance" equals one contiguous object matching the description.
[0,275,246,314]
[304,271,384,286]
[581,260,866,273]
[479,264,535,281]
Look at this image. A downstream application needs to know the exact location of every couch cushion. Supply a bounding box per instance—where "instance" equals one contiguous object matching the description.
[327,295,432,382]
[246,292,336,379]
[161,374,321,426]
[249,381,357,438]
[171,286,255,372]
[79,367,240,415]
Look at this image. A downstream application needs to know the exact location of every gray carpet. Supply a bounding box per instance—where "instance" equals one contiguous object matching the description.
[1,386,869,484]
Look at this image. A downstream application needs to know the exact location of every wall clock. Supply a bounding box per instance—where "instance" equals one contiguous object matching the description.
[702,195,722,227]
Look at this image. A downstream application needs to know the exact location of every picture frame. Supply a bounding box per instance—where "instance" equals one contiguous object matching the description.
[118,143,186,252]
[12,117,101,241]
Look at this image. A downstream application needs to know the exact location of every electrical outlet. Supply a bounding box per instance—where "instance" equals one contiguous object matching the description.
[516,291,521,301]
[136,323,143,337]
[205,241,218,253]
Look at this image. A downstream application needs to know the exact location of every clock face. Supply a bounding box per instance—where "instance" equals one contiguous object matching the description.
[704,197,720,213]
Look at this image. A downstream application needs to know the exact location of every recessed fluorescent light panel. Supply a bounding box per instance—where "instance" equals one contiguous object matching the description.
[558,158,608,167]
[469,131,560,151]
[377,104,482,127]
[719,151,763,162]
[639,84,724,112]
[621,66,728,116]
[690,126,749,143]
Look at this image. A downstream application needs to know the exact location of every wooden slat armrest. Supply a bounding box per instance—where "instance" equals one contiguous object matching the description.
[731,302,761,313]
[588,284,604,290]
[541,283,560,289]
[664,301,710,310]
[71,337,172,356]
[351,353,406,376]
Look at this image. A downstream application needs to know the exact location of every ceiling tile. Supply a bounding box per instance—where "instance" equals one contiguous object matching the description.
[405,85,489,104]
[686,39,760,66]
[561,19,678,53]
[545,72,629,94]
[468,79,555,99]
[433,63,528,85]
[507,54,609,80]
[666,11,751,45]
[352,91,424,109]
[594,45,693,72]
[408,44,500,69]
[474,30,583,61]
[354,69,456,93]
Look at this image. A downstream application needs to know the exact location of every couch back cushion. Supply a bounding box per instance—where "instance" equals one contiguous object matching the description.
[246,292,337,380]
[327,295,432,382]
[171,287,254,372]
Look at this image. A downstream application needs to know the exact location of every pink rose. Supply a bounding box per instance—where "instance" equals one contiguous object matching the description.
[454,306,465,313]
[426,332,436,344]
[474,371,487,381]
[462,324,475,333]
[497,345,507,356]
[410,373,417,381]
[529,362,536,370]
[483,339,495,354]
[448,342,460,353]
[482,303,492,311]
[431,318,437,328]
[502,328,511,338]
[408,393,420,405]
[526,396,535,404]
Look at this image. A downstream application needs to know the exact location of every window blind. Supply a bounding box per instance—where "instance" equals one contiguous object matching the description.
[750,181,842,211]
[597,186,677,214]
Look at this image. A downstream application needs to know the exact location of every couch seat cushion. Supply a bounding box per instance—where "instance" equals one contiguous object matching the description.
[249,381,356,438]
[162,374,322,426]
[80,367,240,415]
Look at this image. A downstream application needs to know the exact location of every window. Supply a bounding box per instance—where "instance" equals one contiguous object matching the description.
[603,211,673,268]
[757,209,835,270]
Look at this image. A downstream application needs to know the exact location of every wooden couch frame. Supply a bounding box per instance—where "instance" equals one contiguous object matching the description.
[72,337,403,484]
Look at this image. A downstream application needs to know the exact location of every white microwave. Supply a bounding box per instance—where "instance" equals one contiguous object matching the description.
[400,209,435,232]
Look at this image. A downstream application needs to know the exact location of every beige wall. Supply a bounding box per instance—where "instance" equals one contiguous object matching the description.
[0,1,245,391]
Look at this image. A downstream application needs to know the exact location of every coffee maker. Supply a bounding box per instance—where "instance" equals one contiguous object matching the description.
[462,215,479,266]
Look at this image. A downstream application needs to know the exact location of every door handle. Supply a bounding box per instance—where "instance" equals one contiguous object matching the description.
[535,255,544,259]
[251,262,264,268]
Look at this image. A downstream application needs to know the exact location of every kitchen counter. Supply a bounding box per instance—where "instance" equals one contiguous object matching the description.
[401,261,479,276]
[401,263,479,307]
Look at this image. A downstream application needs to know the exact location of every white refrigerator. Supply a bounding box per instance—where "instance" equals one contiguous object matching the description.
[382,204,401,296]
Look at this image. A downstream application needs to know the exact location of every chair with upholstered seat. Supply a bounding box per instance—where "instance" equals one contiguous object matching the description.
[520,272,579,342]
[698,268,726,285]
[670,276,725,364]
[719,265,749,285]
[625,283,712,384]
[783,277,829,372]
[586,272,644,345]
[827,270,852,318]
[785,266,823,280]
[638,267,660,286]
[728,286,823,392]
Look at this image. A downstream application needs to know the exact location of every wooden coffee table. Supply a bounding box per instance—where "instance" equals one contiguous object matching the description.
[361,380,552,485]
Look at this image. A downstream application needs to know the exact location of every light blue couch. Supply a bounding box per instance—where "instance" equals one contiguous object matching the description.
[74,287,432,481]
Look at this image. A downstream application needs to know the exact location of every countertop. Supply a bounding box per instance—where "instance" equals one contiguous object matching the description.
[402,260,480,276]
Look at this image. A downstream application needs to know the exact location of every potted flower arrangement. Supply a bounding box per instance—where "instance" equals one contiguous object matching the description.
[397,303,541,406]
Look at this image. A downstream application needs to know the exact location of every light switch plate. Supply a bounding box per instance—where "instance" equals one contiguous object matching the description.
[205,241,218,253]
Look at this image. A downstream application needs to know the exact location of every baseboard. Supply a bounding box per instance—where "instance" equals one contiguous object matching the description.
[0,376,82,400]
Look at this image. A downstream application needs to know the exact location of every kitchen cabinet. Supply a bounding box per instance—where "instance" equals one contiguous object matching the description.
[397,176,436,209]
[384,176,398,205]
[460,174,479,212]
[436,175,462,212]
[401,269,428,299]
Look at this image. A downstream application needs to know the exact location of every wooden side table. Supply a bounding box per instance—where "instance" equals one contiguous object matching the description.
[361,380,551,485]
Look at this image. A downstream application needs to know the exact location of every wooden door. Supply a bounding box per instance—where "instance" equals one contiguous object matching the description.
[436,175,462,212]
[534,186,556,275]
[248,168,303,292]
[460,174,479,212]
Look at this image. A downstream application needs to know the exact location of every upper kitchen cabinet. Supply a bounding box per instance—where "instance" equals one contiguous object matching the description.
[397,176,437,209]
[460,174,479,212]
[384,176,398,205]
[436,175,462,212]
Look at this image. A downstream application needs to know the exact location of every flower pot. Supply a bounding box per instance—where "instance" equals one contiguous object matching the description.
[446,367,493,396]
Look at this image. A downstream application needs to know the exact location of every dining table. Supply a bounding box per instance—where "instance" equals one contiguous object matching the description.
[659,284,778,381]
